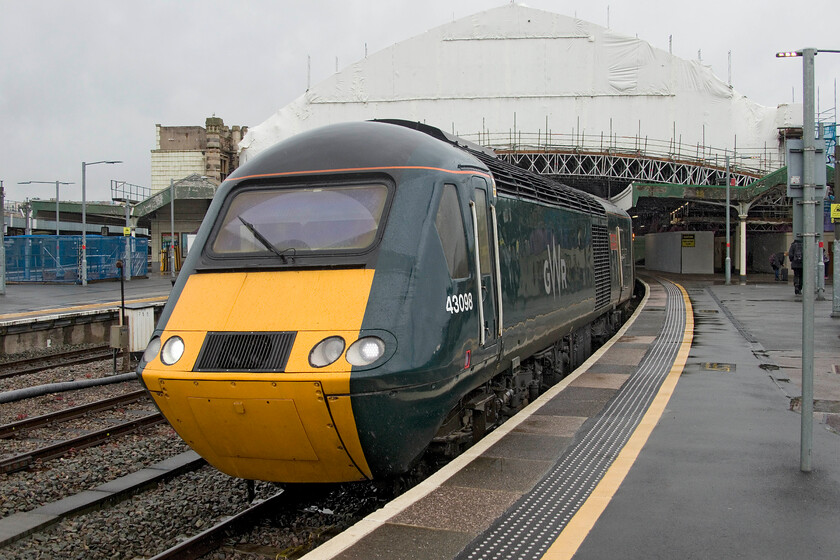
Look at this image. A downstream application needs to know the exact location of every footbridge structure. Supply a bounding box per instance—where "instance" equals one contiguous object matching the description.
[491,132,835,279]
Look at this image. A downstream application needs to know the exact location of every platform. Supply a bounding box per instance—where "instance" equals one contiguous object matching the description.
[302,274,840,560]
[0,273,173,326]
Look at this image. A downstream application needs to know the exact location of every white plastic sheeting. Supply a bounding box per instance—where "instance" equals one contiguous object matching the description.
[240,4,790,162]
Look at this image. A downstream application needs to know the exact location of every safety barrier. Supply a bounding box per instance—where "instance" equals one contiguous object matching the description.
[3,235,148,283]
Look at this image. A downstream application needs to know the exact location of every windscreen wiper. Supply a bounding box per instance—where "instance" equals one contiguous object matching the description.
[237,215,290,263]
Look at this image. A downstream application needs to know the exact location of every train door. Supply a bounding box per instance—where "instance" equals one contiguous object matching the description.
[469,177,501,362]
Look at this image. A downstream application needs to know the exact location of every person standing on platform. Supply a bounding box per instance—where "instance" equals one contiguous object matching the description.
[770,251,785,281]
[788,239,804,295]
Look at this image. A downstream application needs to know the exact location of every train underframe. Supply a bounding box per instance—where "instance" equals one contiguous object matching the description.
[426,296,636,467]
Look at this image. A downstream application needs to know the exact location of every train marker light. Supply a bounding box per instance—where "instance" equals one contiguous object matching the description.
[310,336,346,368]
[142,337,161,364]
[346,337,385,366]
[161,336,185,365]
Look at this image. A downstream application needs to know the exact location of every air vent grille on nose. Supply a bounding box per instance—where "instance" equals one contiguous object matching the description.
[194,332,296,372]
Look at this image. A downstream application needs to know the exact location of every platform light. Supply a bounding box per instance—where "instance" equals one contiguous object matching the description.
[774,46,840,473]
[81,160,122,286]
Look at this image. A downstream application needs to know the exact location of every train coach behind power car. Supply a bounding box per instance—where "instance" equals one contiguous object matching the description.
[136,120,634,483]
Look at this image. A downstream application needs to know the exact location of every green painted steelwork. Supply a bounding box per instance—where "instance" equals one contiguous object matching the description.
[632,165,835,206]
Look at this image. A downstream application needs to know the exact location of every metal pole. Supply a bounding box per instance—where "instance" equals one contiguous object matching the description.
[0,180,5,296]
[739,206,748,285]
[81,162,88,286]
[817,124,826,301]
[725,156,731,285]
[55,180,60,236]
[124,202,131,282]
[800,48,816,473]
[80,160,121,286]
[833,143,840,318]
[170,178,176,283]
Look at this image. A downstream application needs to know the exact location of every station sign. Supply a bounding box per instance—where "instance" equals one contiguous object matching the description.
[681,233,695,247]
[832,203,840,223]
[123,227,131,236]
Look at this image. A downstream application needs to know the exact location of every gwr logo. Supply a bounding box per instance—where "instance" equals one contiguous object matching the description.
[543,239,568,297]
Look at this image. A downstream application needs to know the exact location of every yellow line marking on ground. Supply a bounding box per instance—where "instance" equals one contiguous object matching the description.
[0,296,166,321]
[541,282,694,560]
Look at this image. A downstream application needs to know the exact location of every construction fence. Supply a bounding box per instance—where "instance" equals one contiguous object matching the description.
[3,235,149,283]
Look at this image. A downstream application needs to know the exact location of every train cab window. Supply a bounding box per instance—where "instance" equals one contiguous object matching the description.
[211,184,389,256]
[435,184,469,279]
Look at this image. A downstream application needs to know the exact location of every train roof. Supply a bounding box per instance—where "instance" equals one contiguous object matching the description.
[383,120,607,217]
[229,119,615,219]
[227,120,485,181]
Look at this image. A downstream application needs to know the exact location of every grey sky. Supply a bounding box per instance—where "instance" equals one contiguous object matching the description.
[1,0,836,203]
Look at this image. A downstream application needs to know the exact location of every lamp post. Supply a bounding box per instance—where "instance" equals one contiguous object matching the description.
[170,178,176,283]
[725,156,731,285]
[17,180,74,235]
[776,48,840,472]
[81,160,122,286]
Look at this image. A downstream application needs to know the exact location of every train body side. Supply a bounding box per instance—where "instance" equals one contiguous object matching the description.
[136,120,634,483]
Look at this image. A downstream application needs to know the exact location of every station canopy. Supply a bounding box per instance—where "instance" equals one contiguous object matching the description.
[240,4,796,164]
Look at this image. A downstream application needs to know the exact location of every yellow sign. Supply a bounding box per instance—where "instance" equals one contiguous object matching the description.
[831,203,840,221]
[123,227,131,236]
[681,234,695,247]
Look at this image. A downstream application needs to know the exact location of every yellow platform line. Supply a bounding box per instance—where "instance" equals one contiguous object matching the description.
[541,282,694,560]
[0,296,167,321]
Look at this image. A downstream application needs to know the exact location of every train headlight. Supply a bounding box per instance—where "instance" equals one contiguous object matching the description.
[309,336,346,368]
[346,336,385,366]
[141,337,161,364]
[160,336,185,365]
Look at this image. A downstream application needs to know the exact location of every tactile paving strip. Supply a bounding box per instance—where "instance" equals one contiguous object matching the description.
[458,280,686,560]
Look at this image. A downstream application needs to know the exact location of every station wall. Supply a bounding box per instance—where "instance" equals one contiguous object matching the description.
[644,232,714,274]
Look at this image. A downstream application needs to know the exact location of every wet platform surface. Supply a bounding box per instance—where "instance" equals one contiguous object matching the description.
[303,274,840,560]
[0,273,173,326]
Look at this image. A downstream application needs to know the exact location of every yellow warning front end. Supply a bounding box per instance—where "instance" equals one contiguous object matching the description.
[139,269,375,483]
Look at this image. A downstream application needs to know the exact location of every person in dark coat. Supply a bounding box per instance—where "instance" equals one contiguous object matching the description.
[770,251,785,281]
[788,239,804,295]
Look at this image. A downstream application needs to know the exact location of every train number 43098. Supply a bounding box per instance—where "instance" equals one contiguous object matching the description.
[446,293,474,314]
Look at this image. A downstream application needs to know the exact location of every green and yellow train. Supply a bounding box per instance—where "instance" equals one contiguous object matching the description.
[136,120,634,483]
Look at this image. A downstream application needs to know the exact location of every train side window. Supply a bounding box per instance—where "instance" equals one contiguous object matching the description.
[473,185,491,276]
[435,184,469,279]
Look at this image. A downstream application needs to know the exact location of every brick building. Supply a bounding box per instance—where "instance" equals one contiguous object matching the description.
[151,116,247,193]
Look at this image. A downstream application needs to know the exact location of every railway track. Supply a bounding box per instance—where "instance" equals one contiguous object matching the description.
[0,389,150,438]
[149,490,289,560]
[0,382,164,474]
[0,345,113,380]
[0,411,165,474]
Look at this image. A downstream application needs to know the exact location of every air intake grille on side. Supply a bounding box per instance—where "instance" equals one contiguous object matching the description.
[592,225,611,310]
[194,332,296,372]
[462,147,606,216]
